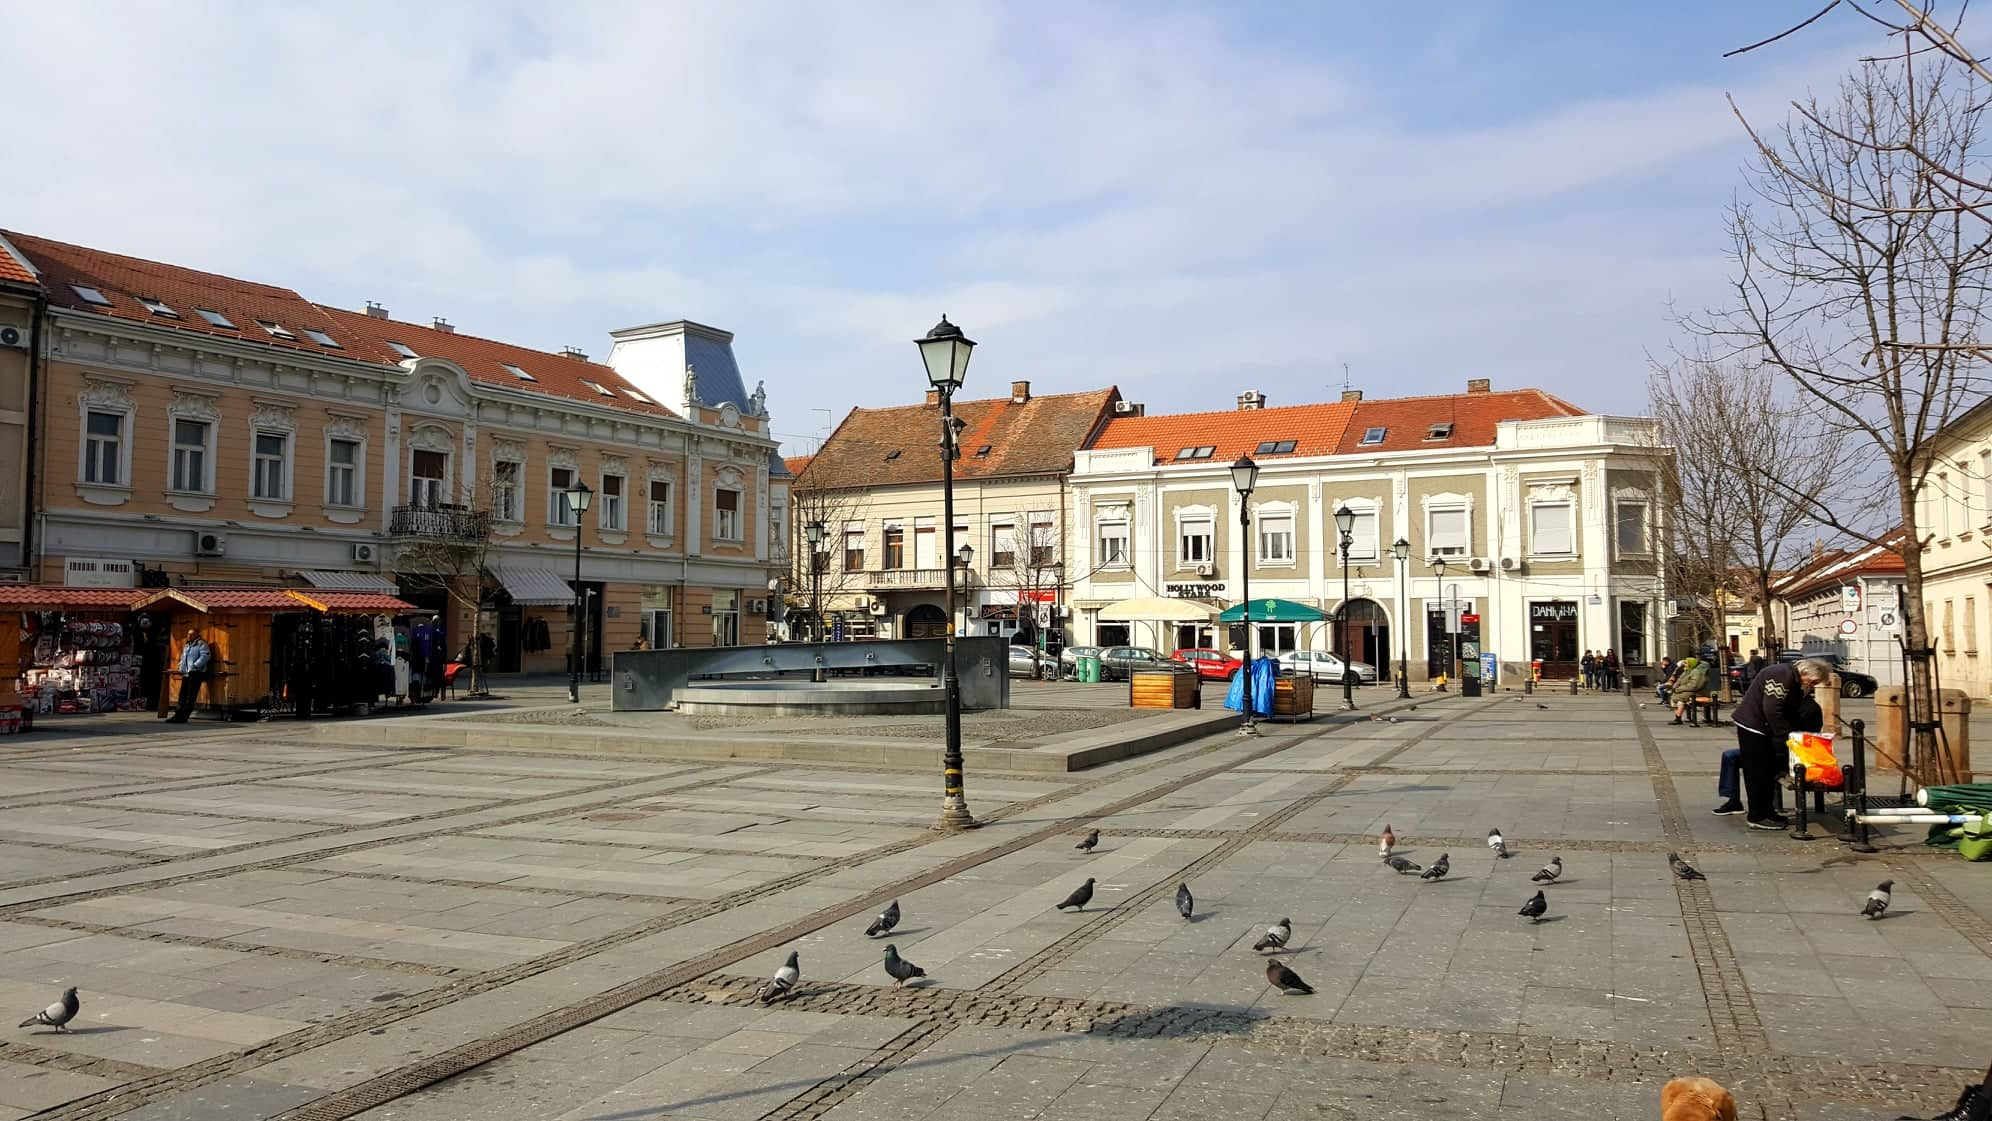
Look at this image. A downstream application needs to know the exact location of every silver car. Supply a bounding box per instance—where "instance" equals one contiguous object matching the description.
[1279,649,1378,684]
[1008,645,1051,678]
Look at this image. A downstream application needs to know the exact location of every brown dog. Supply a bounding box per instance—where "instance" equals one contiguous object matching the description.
[1661,1077,1737,1121]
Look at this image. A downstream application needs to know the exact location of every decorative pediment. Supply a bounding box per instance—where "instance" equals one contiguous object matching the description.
[408,424,455,453]
[1527,483,1574,504]
[325,413,369,442]
[79,378,133,411]
[714,464,746,488]
[250,401,297,431]
[546,444,579,470]
[600,453,629,476]
[717,402,742,429]
[645,458,676,482]
[490,437,525,462]
[168,391,218,422]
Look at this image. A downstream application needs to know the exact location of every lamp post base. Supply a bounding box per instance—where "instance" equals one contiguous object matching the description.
[568,682,579,704]
[935,798,978,830]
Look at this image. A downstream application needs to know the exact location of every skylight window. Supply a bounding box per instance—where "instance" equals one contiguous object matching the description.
[623,388,654,405]
[885,450,902,461]
[303,328,341,349]
[71,285,111,306]
[195,308,236,328]
[1253,439,1297,455]
[256,319,296,340]
[1426,422,1454,440]
[387,341,418,359]
[137,296,179,318]
[1174,445,1216,461]
[500,362,535,381]
[581,379,615,397]
[1358,426,1387,446]
[975,445,993,457]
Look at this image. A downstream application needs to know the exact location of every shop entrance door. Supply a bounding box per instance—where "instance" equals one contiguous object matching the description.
[1530,601,1579,679]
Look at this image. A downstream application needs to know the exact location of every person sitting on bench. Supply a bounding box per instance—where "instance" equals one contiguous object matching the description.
[1714,687,1816,817]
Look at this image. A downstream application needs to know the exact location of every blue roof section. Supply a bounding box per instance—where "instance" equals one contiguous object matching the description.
[768,449,792,477]
[685,332,749,409]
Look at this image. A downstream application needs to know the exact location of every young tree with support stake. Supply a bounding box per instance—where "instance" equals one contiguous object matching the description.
[392,471,500,698]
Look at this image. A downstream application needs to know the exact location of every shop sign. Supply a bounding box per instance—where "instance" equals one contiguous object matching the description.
[1530,602,1578,622]
[1165,582,1228,598]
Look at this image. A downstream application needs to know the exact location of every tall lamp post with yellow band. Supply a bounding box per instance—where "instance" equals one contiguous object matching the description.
[918,316,976,830]
[1229,454,1260,736]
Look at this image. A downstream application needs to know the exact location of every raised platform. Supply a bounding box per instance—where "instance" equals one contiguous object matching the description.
[673,680,946,717]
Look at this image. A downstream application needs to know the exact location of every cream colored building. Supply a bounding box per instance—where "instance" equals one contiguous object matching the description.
[1911,398,1992,696]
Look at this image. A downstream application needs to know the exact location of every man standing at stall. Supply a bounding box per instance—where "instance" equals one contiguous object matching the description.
[167,629,211,724]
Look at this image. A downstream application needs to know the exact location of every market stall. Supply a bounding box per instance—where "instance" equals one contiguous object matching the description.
[1098,596,1219,650]
[0,587,153,730]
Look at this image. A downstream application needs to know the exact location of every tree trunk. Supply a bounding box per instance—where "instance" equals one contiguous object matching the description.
[1894,484,1963,786]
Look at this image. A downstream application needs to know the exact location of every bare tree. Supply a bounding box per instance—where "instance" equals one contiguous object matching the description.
[1000,517,1065,658]
[392,472,500,695]
[786,485,870,640]
[1707,55,1990,784]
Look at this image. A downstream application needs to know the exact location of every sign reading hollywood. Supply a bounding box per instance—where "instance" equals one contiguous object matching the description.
[1165,582,1229,598]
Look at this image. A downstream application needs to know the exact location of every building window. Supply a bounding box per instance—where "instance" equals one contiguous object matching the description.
[1618,601,1648,665]
[1029,515,1057,567]
[329,439,362,508]
[171,418,210,493]
[252,432,290,500]
[883,522,906,569]
[1177,512,1215,568]
[1427,505,1468,557]
[83,411,123,485]
[714,488,742,542]
[1530,502,1574,556]
[550,465,578,526]
[1258,510,1295,565]
[303,328,341,349]
[1615,502,1650,556]
[647,480,672,535]
[1968,595,1979,654]
[844,521,866,571]
[491,460,520,522]
[600,473,625,531]
[914,518,938,568]
[138,296,178,318]
[1096,509,1130,568]
[711,590,740,647]
[1336,505,1378,563]
[409,449,449,509]
[1943,598,1956,651]
[991,521,1017,569]
[196,308,236,329]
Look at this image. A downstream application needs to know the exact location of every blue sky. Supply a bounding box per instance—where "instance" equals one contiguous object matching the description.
[9,1,1877,453]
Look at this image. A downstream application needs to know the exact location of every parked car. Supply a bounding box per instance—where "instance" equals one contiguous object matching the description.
[1171,648,1243,681]
[1059,645,1102,679]
[1007,645,1052,679]
[1095,646,1185,681]
[1279,649,1378,684]
[1778,650,1879,698]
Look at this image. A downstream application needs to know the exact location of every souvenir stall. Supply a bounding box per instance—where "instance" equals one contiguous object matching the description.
[273,591,422,715]
[0,587,151,730]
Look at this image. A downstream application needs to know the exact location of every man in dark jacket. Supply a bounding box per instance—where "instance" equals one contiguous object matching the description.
[1737,650,1768,694]
[1730,658,1834,829]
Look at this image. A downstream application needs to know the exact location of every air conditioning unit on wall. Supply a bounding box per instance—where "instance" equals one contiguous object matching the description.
[1195,563,1214,577]
[0,325,25,349]
[1500,556,1521,572]
[1468,557,1491,573]
[193,530,226,557]
[352,543,377,563]
[868,600,887,616]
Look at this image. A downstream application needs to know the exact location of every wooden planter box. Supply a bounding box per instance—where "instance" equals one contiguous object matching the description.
[1273,674,1315,720]
[1131,669,1199,710]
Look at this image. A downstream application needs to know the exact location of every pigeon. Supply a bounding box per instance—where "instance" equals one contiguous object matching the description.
[1519,890,1548,922]
[1667,852,1706,881]
[1420,853,1450,881]
[1386,716,1401,723]
[1175,882,1194,920]
[882,944,926,987]
[760,951,799,1003]
[1862,880,1893,920]
[1056,878,1096,912]
[1075,829,1099,853]
[1408,704,1418,711]
[1536,703,1549,710]
[1379,823,1396,857]
[865,900,900,938]
[1531,857,1563,884]
[17,987,78,1032]
[1265,959,1314,995]
[1488,828,1512,858]
[1252,917,1291,952]
[1384,854,1422,874]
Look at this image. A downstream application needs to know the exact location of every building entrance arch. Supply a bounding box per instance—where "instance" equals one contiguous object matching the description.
[1336,598,1392,680]
[905,603,948,640]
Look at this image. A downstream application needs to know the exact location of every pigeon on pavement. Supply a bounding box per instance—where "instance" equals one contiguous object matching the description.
[1667,852,1706,881]
[1379,823,1396,857]
[1252,918,1291,952]
[1536,703,1549,710]
[882,945,926,988]
[1075,829,1099,852]
[17,987,78,1033]
[1265,959,1314,995]
[1419,853,1450,881]
[1488,829,1512,858]
[1056,878,1096,912]
[1531,857,1563,884]
[1519,890,1548,922]
[1384,854,1422,874]
[865,900,901,938]
[760,951,800,1003]
[1175,882,1195,920]
[1862,880,1893,920]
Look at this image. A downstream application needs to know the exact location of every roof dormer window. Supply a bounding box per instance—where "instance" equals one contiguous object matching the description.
[501,362,535,381]
[387,341,418,359]
[71,285,111,306]
[303,328,341,349]
[256,319,296,340]
[137,296,178,318]
[196,308,236,328]
[1358,426,1387,446]
[1425,422,1454,440]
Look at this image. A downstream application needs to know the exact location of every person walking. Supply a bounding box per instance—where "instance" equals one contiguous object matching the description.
[1670,656,1709,726]
[167,630,211,724]
[1603,648,1621,691]
[1580,650,1596,691]
[1738,650,1767,695]
[1730,658,1834,829]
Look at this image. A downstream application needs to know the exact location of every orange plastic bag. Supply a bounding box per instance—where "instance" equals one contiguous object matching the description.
[1787,732,1842,786]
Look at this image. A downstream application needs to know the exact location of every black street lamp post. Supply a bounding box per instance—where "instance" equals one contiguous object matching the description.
[805,518,826,680]
[1392,538,1412,699]
[565,480,594,703]
[1229,455,1260,735]
[1333,504,1357,711]
[1432,556,1449,686]
[918,316,976,830]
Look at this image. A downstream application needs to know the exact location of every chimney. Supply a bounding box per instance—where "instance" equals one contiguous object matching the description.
[1466,378,1491,394]
[1237,389,1266,410]
[560,346,588,361]
[363,301,389,320]
[925,389,941,406]
[1011,380,1031,403]
[431,317,454,334]
[1340,389,1363,403]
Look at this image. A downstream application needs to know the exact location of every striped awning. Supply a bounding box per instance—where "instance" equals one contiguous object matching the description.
[295,570,398,593]
[492,566,574,606]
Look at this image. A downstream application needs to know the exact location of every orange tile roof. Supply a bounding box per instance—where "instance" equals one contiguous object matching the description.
[287,590,420,614]
[0,235,36,287]
[4,230,674,421]
[0,586,145,610]
[1335,389,1583,454]
[783,455,814,479]
[1088,400,1358,464]
[803,388,1120,490]
[136,587,304,612]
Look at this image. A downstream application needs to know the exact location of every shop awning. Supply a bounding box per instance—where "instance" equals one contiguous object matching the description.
[1218,598,1327,623]
[295,570,398,593]
[491,566,574,606]
[1098,596,1219,623]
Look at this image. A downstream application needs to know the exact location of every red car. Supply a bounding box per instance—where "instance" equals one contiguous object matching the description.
[1172,648,1242,681]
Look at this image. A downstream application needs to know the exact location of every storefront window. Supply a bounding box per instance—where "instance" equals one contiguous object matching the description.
[641,584,673,649]
[711,590,739,647]
[1618,601,1648,665]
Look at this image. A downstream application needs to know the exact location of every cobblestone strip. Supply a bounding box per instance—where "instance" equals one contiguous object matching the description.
[1628,695,1770,1058]
[1884,858,1992,958]
[0,750,459,812]
[758,1020,957,1121]
[668,974,1968,1109]
[279,867,692,906]
[6,914,466,978]
[0,1040,171,1082]
[1096,825,1953,859]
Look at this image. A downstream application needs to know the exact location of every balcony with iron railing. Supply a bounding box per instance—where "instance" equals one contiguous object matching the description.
[862,567,952,589]
[390,503,492,540]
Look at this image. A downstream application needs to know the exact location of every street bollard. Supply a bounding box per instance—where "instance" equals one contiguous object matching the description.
[1568,678,1578,696]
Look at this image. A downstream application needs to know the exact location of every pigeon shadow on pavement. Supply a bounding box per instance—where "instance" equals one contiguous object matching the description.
[1530,915,1569,924]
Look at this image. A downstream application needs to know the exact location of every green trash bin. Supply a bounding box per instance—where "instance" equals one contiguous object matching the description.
[1079,655,1100,683]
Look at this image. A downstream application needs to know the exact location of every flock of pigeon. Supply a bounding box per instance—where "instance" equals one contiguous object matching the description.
[1377,823,1563,925]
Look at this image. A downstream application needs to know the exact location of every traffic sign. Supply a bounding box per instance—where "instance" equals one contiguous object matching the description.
[1841,585,1862,612]
[1838,617,1859,636]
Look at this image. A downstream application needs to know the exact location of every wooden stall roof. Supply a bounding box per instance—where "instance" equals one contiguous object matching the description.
[133,587,418,614]
[0,586,148,610]
[288,591,418,613]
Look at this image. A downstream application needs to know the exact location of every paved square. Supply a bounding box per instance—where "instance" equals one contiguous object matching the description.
[0,692,1985,1121]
